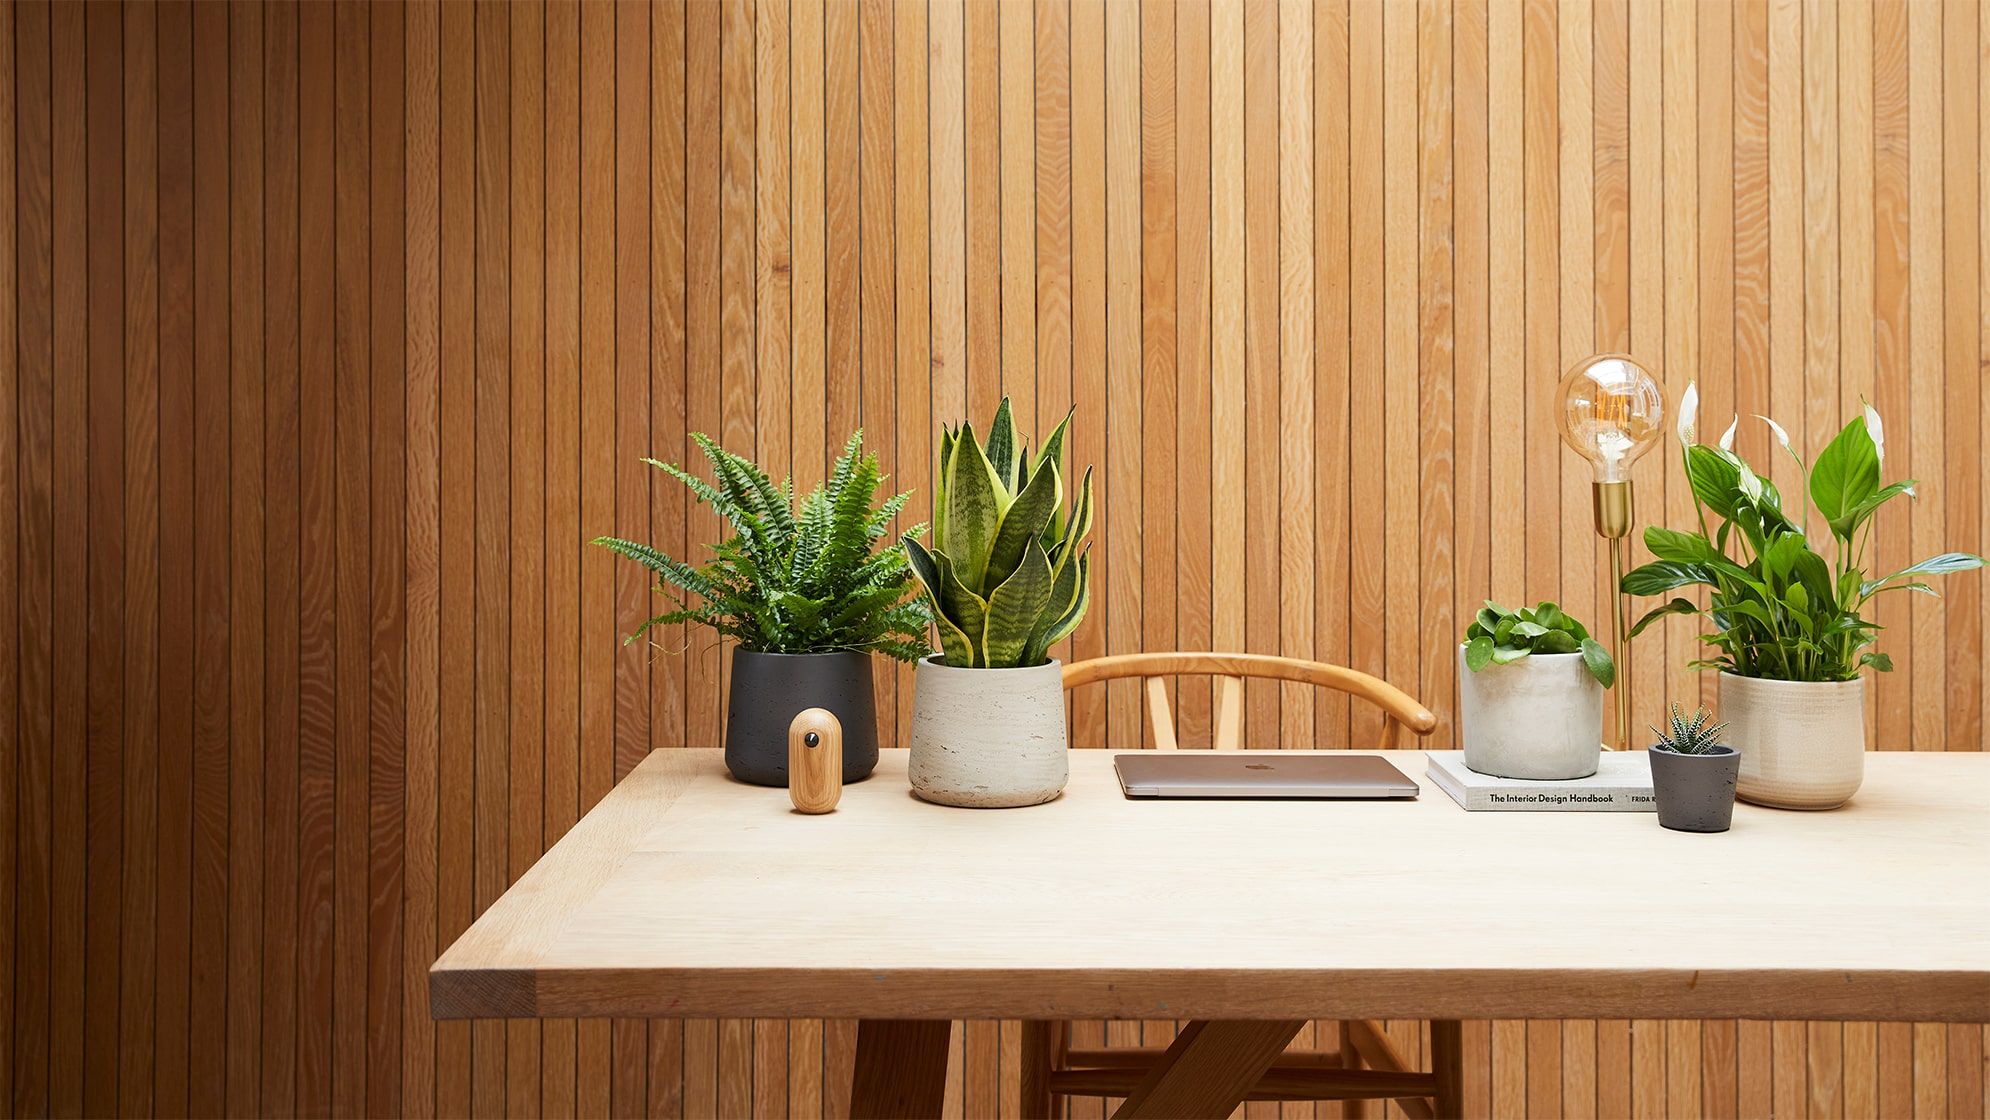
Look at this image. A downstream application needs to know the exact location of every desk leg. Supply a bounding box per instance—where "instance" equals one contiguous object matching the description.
[1110,1019,1307,1120]
[848,1018,952,1119]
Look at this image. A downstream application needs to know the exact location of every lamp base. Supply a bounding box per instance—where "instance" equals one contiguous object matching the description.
[1592,480,1634,751]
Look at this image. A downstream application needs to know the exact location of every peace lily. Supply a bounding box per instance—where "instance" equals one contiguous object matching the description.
[1623,404,1984,682]
[1675,381,1699,446]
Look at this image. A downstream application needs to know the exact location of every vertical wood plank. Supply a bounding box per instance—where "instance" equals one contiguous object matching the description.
[115,1,160,1114]
[434,0,478,1112]
[1105,0,1143,1073]
[823,0,860,477]
[332,3,374,1113]
[185,2,229,1111]
[1209,0,1245,707]
[1179,0,1213,751]
[1241,0,1276,752]
[83,3,129,1114]
[577,1,619,1113]
[855,0,894,759]
[679,0,724,1095]
[1277,0,1312,757]
[403,2,442,1114]
[13,4,55,1108]
[652,1,692,1114]
[369,7,410,1118]
[1415,0,1452,768]
[507,3,545,1116]
[611,5,653,1113]
[0,0,15,1108]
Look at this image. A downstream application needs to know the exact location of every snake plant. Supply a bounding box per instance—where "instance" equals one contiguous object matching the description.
[904,398,1094,668]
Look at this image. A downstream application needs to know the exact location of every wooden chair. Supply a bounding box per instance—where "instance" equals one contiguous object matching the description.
[1023,652,1455,1119]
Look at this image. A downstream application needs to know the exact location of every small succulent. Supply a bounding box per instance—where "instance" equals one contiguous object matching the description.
[904,398,1094,669]
[1649,703,1729,755]
[1463,600,1615,687]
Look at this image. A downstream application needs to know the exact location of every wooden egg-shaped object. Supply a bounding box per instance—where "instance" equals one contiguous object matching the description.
[787,708,843,814]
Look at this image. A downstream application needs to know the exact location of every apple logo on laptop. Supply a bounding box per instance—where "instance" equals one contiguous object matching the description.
[1244,763,1272,770]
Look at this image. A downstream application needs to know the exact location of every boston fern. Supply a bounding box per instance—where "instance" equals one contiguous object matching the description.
[590,431,932,661]
[1623,392,1983,682]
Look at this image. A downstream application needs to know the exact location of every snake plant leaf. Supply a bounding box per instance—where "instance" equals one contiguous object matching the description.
[981,537,1055,667]
[905,537,985,666]
[1031,408,1072,478]
[1030,548,1091,657]
[985,459,1062,588]
[1048,465,1095,554]
[934,427,957,545]
[945,423,1005,590]
[984,397,1025,492]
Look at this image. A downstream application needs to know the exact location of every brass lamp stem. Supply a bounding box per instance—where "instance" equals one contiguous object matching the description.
[1593,480,1634,751]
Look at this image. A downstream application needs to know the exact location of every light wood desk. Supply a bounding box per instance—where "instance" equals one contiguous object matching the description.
[431,749,1990,1118]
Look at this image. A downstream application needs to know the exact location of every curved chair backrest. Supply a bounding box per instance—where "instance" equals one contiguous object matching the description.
[1061,651,1438,750]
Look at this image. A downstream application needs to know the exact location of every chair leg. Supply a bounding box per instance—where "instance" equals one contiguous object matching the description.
[1337,1021,1373,1120]
[1430,1020,1464,1120]
[1021,1020,1059,1120]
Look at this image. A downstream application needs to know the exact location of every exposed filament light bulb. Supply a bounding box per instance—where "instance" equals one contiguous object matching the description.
[1555,354,1664,483]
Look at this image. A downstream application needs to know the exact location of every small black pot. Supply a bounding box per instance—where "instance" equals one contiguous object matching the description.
[1648,744,1740,833]
[725,650,880,787]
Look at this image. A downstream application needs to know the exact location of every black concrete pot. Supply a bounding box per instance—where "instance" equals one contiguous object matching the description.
[1648,744,1740,833]
[724,650,880,787]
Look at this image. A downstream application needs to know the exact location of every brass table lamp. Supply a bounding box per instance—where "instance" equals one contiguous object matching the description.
[1554,354,1664,751]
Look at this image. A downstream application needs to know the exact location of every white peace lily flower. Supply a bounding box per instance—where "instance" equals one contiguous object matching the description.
[1676,382,1699,445]
[1717,417,1738,452]
[1863,401,1885,463]
[1756,415,1794,457]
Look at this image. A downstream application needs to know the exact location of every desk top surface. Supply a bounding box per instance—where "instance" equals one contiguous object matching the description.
[430,748,1990,1023]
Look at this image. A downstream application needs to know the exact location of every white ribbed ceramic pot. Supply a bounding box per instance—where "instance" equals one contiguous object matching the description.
[908,656,1068,808]
[1457,647,1603,780]
[1720,672,1865,810]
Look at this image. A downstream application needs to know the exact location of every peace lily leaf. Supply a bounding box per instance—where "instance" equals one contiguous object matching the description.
[1621,561,1716,596]
[1870,552,1985,585]
[1810,416,1881,536]
[1627,597,1699,640]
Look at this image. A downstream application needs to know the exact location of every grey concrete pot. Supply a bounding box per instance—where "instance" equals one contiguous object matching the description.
[1648,744,1739,833]
[907,656,1069,808]
[724,650,879,787]
[1457,646,1603,779]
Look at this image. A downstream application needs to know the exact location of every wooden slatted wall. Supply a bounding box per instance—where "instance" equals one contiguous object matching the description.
[4,0,1988,1117]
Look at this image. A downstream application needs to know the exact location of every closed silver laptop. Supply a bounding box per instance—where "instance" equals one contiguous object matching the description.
[1113,751,1419,799]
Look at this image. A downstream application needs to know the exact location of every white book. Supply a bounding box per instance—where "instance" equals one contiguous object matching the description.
[1421,750,1656,812]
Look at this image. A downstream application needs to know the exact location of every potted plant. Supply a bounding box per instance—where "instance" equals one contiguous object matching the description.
[1647,704,1739,833]
[1458,601,1616,779]
[592,431,931,787]
[1623,392,1983,809]
[902,399,1094,807]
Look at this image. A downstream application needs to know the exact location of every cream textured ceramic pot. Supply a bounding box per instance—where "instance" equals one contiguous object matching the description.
[908,656,1069,808]
[1720,672,1865,810]
[1457,647,1603,780]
